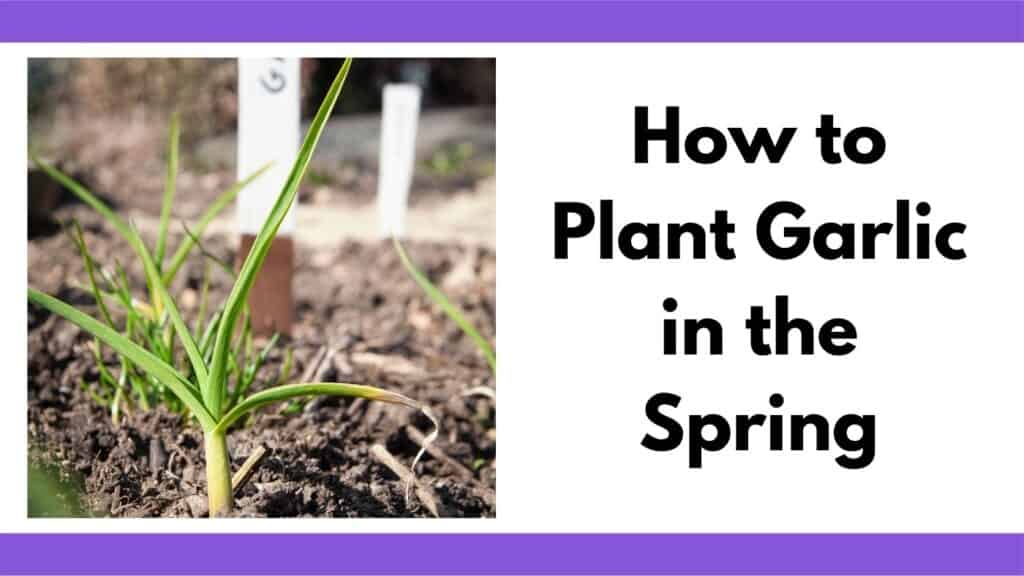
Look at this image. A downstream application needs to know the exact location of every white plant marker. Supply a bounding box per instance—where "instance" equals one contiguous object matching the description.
[237,58,300,235]
[236,58,301,334]
[378,84,422,237]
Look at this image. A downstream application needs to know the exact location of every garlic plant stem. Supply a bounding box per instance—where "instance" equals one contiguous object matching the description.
[205,431,233,517]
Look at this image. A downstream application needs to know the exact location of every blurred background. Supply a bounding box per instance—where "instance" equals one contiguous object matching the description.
[28,58,496,247]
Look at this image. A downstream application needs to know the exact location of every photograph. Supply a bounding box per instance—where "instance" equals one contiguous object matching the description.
[27,57,496,518]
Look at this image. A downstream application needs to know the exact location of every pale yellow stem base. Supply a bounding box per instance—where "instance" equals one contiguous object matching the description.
[205,431,233,517]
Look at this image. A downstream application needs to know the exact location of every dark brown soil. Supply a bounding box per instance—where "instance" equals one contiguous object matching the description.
[28,208,496,518]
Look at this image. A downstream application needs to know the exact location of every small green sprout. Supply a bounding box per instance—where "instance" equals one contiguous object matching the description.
[425,141,475,177]
[28,461,87,518]
[393,237,495,376]
[29,58,437,517]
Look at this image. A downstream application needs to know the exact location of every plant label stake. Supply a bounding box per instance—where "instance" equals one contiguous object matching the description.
[237,58,299,336]
[378,84,422,237]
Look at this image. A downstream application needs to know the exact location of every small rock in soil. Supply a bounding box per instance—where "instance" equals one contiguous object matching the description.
[185,494,208,518]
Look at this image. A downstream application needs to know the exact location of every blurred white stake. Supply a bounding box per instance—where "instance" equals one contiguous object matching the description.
[378,84,422,237]
[237,58,300,235]
[236,58,300,335]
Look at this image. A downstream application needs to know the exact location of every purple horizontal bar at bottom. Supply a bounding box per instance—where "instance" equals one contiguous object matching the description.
[0,534,1020,574]
[0,1,1021,42]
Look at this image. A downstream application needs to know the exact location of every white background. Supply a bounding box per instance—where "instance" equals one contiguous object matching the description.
[4,44,1023,532]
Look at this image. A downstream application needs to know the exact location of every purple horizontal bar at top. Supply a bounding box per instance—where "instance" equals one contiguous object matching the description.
[0,1,1021,42]
[0,534,1021,575]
